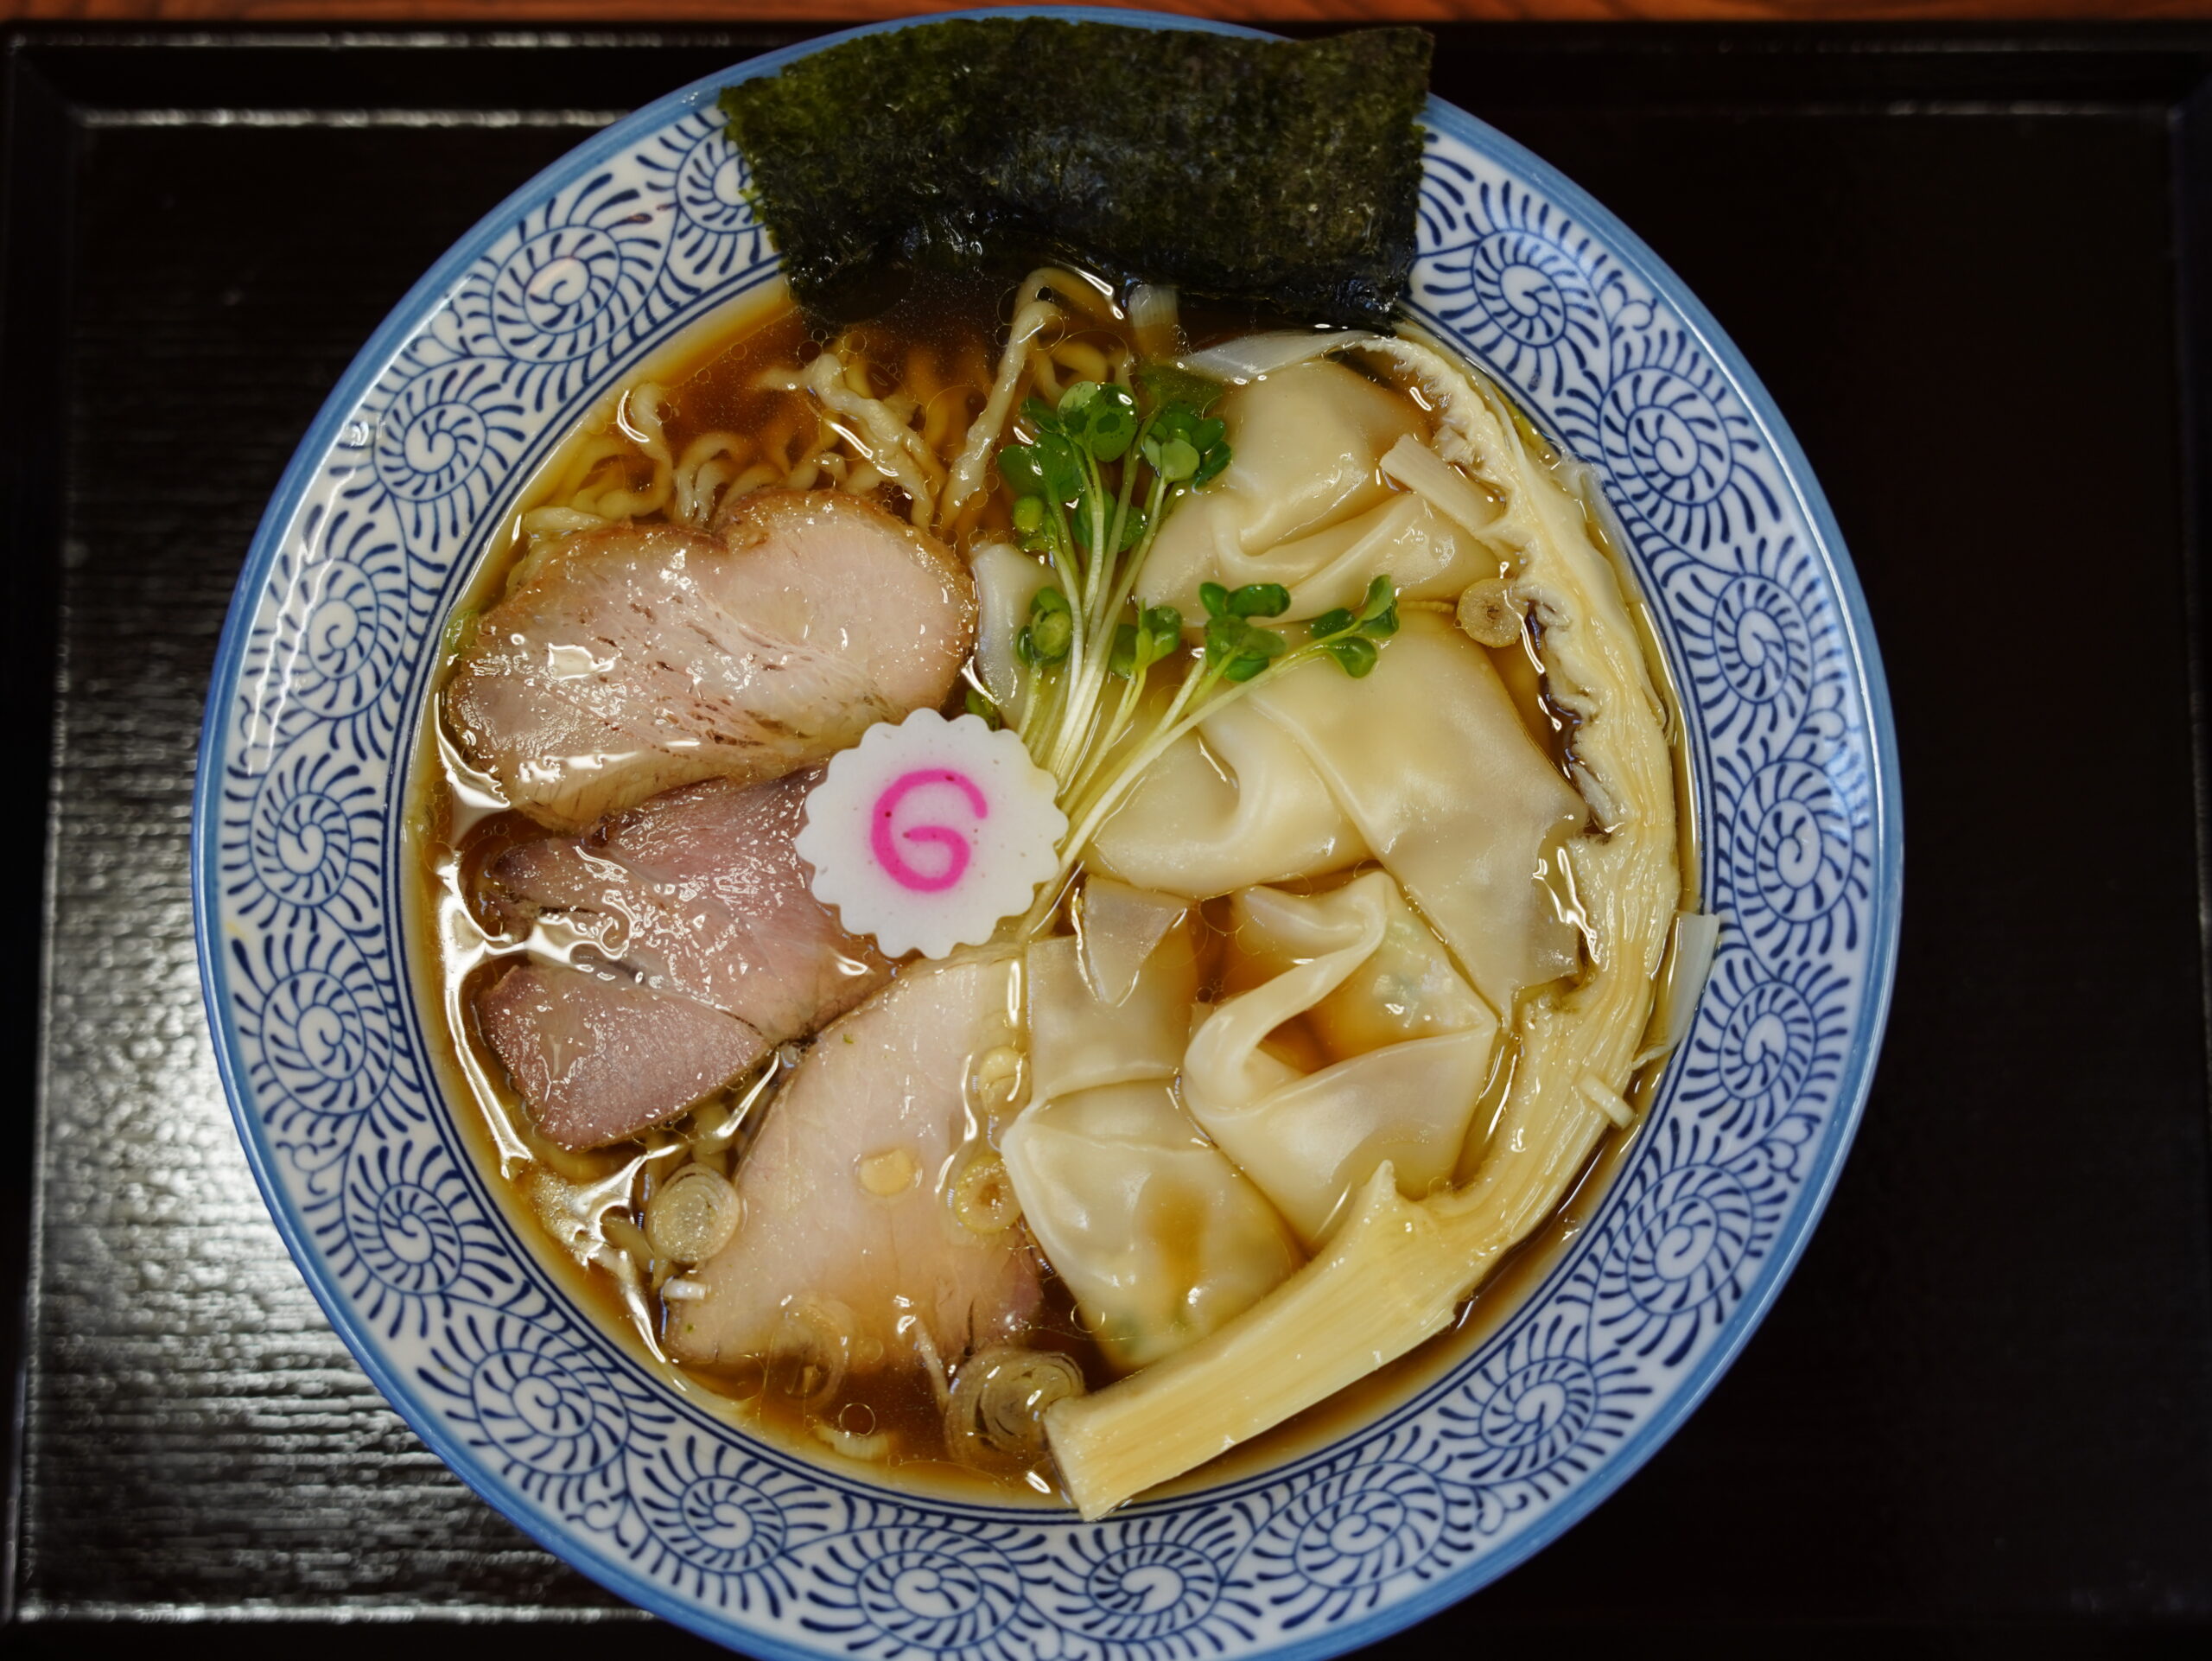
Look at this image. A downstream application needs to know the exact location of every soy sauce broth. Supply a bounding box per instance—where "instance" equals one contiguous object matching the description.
[405,264,1698,1506]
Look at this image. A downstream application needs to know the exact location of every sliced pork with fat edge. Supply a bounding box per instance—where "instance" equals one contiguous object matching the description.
[669,953,1043,1376]
[475,772,895,1149]
[491,771,893,1041]
[475,963,769,1152]
[447,488,976,832]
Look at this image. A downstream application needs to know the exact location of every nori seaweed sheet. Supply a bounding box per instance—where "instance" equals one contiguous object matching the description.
[719,21,1431,328]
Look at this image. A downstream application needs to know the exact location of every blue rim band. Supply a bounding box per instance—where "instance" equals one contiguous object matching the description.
[190,10,1901,1655]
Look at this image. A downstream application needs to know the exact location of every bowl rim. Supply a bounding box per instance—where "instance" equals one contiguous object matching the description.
[190,8,1902,1653]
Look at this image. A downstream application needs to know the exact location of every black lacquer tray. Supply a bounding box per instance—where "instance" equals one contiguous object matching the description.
[3,23,2209,1655]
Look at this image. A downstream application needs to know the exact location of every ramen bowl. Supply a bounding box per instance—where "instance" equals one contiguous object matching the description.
[193,9,1899,1655]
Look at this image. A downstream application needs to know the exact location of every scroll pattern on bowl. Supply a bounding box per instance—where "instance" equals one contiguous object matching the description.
[197,23,1896,1660]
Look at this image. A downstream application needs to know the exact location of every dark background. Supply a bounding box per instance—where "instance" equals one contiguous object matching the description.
[3,23,2209,1657]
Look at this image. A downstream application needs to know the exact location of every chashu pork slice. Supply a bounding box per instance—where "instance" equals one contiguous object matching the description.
[491,771,892,1040]
[447,489,976,832]
[477,964,766,1153]
[476,773,894,1150]
[670,954,1042,1372]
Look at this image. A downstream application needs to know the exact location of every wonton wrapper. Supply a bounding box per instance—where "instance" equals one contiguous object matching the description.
[1255,613,1587,1015]
[1089,690,1368,898]
[1095,613,1585,1015]
[1183,871,1497,1246]
[1027,920,1198,1104]
[1138,359,1495,622]
[1046,339,1684,1520]
[1230,881,1492,1062]
[1002,1080,1303,1373]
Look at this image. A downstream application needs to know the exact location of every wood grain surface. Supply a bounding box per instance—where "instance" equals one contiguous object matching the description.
[5,1,2212,26]
[10,22,2212,1640]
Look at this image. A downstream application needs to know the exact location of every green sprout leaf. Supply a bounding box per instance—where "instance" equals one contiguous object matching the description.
[998,443,1046,496]
[1227,582,1290,619]
[1071,500,1148,554]
[1323,636,1379,678]
[1325,576,1397,639]
[1034,432,1084,500]
[1109,604,1186,679]
[1153,436,1202,482]
[1109,622,1141,678]
[1001,430,1084,502]
[1011,495,1045,535]
[1053,380,1139,461]
[1027,585,1073,664]
[1306,606,1355,640]
[964,685,1003,728]
[1189,417,1231,487]
[1198,581,1231,620]
[1300,581,1394,673]
[1029,616,1072,664]
[1201,611,1245,662]
[1223,632,1287,681]
[1140,404,1229,487]
[1088,399,1138,462]
[1203,613,1287,680]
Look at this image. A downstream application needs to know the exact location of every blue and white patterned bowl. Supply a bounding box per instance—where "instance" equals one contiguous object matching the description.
[193,9,1900,1655]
